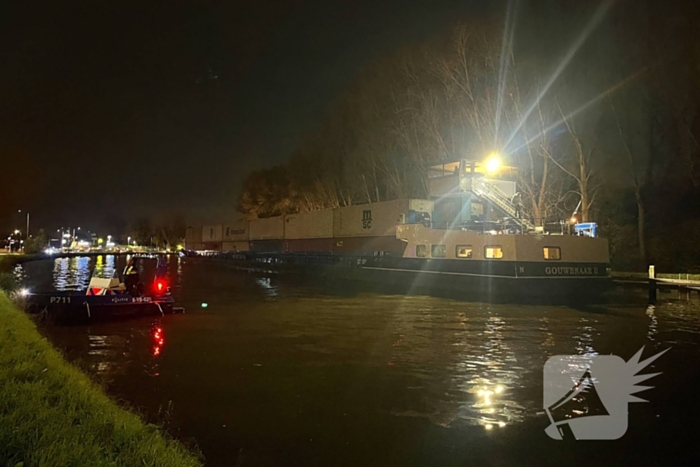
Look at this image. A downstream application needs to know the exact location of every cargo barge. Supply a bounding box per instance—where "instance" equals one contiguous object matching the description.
[185,158,611,300]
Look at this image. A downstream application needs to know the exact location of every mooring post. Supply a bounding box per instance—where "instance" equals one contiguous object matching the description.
[648,265,657,303]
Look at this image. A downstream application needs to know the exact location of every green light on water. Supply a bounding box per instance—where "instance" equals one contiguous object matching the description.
[201,303,208,308]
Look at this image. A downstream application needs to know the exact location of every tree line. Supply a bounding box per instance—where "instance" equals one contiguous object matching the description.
[238,2,700,271]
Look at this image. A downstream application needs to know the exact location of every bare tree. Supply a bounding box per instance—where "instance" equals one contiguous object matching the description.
[609,96,653,260]
[547,98,601,222]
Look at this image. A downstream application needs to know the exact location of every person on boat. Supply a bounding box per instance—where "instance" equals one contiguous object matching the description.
[123,257,141,296]
[512,192,523,219]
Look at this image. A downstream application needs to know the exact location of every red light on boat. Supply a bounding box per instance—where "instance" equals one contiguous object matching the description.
[154,279,167,294]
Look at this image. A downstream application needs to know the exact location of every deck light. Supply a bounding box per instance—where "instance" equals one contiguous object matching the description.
[485,153,502,174]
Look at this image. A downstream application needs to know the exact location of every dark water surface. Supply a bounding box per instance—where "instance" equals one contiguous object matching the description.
[17,256,700,466]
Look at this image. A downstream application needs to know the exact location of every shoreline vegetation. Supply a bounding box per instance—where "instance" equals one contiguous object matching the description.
[0,292,202,467]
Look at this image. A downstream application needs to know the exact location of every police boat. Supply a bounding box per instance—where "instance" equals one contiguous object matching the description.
[23,255,180,322]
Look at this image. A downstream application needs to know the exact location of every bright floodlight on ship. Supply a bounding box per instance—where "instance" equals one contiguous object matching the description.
[485,153,502,174]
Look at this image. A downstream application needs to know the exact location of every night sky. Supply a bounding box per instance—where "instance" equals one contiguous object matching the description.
[1,0,496,234]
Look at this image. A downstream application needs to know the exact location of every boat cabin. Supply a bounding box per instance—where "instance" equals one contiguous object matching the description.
[396,224,609,278]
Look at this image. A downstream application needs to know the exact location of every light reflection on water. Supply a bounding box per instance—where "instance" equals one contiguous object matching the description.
[19,254,160,292]
[53,257,89,290]
[23,258,700,465]
[51,255,118,291]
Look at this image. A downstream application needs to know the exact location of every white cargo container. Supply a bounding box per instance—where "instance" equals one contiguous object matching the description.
[185,227,203,250]
[249,216,284,240]
[202,224,224,242]
[284,210,333,239]
[223,218,249,241]
[333,199,434,238]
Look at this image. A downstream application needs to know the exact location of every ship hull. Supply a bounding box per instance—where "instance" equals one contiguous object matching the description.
[211,253,612,303]
[353,263,612,302]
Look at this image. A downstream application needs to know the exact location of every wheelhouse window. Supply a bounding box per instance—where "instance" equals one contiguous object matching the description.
[416,244,427,258]
[431,244,446,258]
[456,245,473,258]
[485,246,503,259]
[543,247,561,260]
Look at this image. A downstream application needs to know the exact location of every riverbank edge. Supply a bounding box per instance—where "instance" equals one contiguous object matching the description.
[0,292,202,466]
[0,254,42,272]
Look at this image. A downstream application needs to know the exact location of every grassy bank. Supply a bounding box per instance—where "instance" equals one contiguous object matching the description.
[0,292,202,466]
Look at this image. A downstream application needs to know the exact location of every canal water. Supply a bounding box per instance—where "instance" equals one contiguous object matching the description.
[16,256,700,466]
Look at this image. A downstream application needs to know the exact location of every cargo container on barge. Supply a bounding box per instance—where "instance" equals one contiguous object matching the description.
[185,157,612,299]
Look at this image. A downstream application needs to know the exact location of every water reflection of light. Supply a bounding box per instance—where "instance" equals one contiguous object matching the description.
[540,316,555,349]
[53,256,92,290]
[574,317,598,357]
[105,255,115,273]
[461,315,524,430]
[152,325,165,357]
[12,263,26,283]
[386,302,528,430]
[53,258,69,289]
[474,383,511,429]
[646,305,658,341]
[257,277,278,297]
[93,255,117,279]
[50,255,122,290]
[88,334,120,376]
[176,257,183,287]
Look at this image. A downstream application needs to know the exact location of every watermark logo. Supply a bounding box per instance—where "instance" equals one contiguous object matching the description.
[543,346,669,440]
